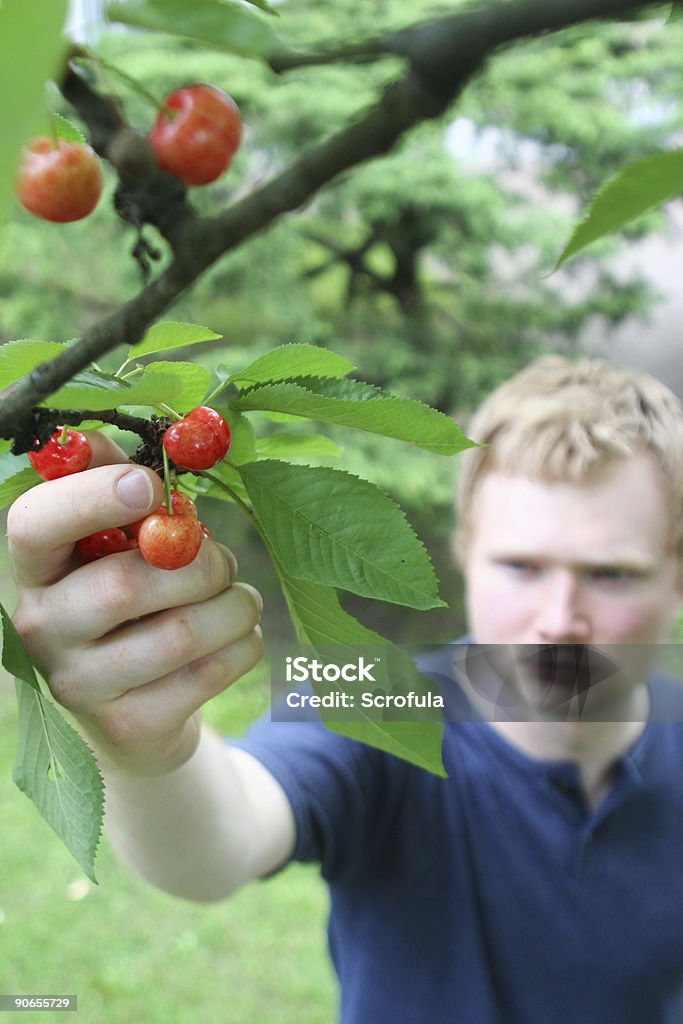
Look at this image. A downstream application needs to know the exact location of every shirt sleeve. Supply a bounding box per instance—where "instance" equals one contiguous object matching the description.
[230,712,410,884]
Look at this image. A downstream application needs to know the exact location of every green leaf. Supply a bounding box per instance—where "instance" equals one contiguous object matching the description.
[48,370,185,411]
[1,604,104,882]
[119,372,186,408]
[105,0,280,60]
[0,340,68,390]
[225,344,355,388]
[0,455,37,511]
[233,378,475,456]
[45,369,133,410]
[52,112,86,144]
[241,460,445,610]
[256,433,343,460]
[555,149,683,269]
[221,411,256,466]
[0,0,69,227]
[143,362,212,410]
[13,681,104,883]
[276,576,446,776]
[126,321,222,361]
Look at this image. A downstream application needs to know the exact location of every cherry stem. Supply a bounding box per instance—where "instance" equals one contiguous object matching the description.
[203,470,256,521]
[49,115,60,150]
[74,53,167,118]
[202,380,228,406]
[162,446,173,513]
[58,425,69,445]
[157,402,182,422]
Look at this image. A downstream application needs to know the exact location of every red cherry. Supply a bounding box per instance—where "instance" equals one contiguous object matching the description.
[76,528,131,563]
[148,84,241,186]
[137,513,203,570]
[163,407,231,471]
[129,490,198,538]
[16,138,103,223]
[187,406,231,448]
[158,490,198,518]
[28,428,92,480]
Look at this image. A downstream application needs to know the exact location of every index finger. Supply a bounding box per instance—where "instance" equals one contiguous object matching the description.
[8,459,164,588]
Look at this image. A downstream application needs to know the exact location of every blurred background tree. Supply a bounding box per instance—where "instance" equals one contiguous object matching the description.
[2,1,682,643]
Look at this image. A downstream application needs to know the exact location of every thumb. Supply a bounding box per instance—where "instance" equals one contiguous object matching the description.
[8,462,164,588]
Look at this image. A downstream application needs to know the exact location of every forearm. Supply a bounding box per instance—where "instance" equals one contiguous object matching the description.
[101,722,295,902]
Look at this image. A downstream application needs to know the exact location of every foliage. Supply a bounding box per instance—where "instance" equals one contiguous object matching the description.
[556,148,683,267]
[0,328,467,876]
[1,0,681,877]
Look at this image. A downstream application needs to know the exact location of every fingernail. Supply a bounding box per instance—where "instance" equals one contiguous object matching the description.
[116,469,154,510]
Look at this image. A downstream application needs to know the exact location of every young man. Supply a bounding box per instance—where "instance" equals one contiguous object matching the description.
[7,355,683,1022]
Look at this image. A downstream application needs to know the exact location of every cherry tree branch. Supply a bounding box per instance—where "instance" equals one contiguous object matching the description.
[270,0,654,72]
[0,0,661,441]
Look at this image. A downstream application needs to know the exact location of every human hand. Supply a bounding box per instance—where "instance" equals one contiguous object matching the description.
[7,433,264,775]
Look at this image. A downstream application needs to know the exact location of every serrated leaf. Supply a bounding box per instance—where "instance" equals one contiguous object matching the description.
[0,0,69,227]
[256,433,343,459]
[555,149,683,269]
[13,681,104,882]
[1,603,105,882]
[0,339,68,390]
[126,321,222,361]
[276,576,445,776]
[144,361,212,409]
[225,344,355,388]
[241,460,445,609]
[52,112,86,144]
[106,0,280,59]
[233,378,474,456]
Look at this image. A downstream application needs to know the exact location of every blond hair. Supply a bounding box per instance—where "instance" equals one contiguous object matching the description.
[454,355,683,563]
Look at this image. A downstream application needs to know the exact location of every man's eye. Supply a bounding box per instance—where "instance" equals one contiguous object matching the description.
[504,561,537,574]
[590,568,633,583]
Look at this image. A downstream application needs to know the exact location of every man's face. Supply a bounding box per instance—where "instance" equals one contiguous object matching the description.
[462,453,682,718]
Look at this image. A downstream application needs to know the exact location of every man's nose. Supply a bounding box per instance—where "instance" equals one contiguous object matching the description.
[534,571,590,641]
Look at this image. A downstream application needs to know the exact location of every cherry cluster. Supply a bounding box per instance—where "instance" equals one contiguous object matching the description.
[15,83,241,223]
[27,407,231,570]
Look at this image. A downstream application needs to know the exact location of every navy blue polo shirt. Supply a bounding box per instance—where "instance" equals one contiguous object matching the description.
[233,647,683,1023]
